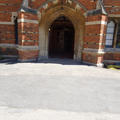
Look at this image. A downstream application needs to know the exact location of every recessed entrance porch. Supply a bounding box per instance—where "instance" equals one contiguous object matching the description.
[38,4,85,61]
[48,16,75,59]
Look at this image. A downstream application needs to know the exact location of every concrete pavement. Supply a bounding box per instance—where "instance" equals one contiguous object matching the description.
[0,58,120,120]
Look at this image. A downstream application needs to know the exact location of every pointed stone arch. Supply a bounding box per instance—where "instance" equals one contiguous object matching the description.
[38,2,85,60]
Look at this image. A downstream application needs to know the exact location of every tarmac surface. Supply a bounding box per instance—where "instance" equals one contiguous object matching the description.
[0,58,120,120]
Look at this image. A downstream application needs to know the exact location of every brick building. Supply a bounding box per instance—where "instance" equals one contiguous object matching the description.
[0,0,120,66]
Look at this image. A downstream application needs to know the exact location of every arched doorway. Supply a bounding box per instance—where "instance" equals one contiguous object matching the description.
[48,16,75,59]
[38,4,85,61]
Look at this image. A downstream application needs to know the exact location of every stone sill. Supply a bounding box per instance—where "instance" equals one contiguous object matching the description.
[104,48,120,53]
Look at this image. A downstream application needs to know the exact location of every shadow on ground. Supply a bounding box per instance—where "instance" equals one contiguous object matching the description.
[0,58,91,66]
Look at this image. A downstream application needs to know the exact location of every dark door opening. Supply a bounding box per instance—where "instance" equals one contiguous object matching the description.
[49,16,75,59]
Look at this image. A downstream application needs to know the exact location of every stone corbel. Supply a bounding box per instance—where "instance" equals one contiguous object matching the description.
[86,0,107,16]
[96,0,107,14]
[19,0,37,14]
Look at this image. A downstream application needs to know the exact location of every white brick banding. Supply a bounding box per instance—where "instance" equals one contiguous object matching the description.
[0,44,39,51]
[83,48,105,54]
[22,40,37,42]
[85,21,107,25]
[18,46,39,50]
[104,60,120,63]
[104,48,120,53]
[0,21,14,25]
[0,44,17,48]
[108,14,120,17]
[18,19,39,24]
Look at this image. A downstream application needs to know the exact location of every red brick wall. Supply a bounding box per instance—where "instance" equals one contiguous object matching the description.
[103,0,120,62]
[104,53,120,61]
[18,12,39,46]
[0,0,22,56]
[0,0,22,12]
[31,0,96,10]
[82,52,103,64]
[18,12,39,60]
[18,50,39,60]
[104,0,120,14]
[0,0,120,64]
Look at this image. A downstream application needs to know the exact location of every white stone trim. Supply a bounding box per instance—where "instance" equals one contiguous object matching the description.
[99,33,105,36]
[11,12,18,22]
[85,21,107,25]
[0,44,39,50]
[0,44,18,48]
[104,48,120,53]
[18,19,39,24]
[108,14,120,17]
[0,21,14,25]
[83,48,105,54]
[104,60,120,63]
[0,55,18,58]
[0,12,17,25]
[104,5,120,8]
[18,46,39,50]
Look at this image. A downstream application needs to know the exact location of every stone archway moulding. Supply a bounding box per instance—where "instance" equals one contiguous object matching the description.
[37,0,88,12]
[37,1,85,61]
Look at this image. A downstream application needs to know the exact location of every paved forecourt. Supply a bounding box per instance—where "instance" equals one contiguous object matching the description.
[0,59,120,120]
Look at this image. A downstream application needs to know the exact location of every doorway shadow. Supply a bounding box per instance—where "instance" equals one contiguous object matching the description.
[37,58,90,66]
[48,16,75,59]
[0,58,91,66]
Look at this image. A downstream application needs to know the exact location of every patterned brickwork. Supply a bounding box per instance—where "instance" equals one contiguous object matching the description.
[0,0,120,65]
[18,12,39,60]
[0,0,22,57]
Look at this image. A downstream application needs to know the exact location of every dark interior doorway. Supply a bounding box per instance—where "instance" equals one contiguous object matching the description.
[49,16,75,59]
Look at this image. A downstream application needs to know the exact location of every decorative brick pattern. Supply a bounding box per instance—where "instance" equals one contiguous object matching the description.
[17,11,39,60]
[0,0,120,66]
